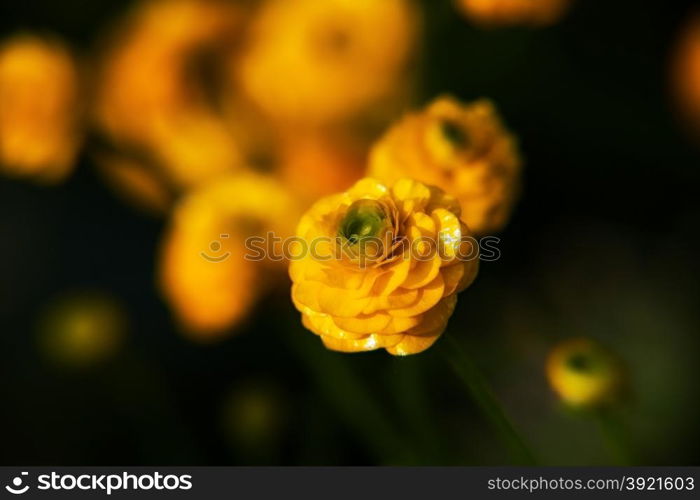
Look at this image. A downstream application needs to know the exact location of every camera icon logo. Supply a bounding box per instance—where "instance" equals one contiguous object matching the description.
[5,472,29,495]
[200,234,231,263]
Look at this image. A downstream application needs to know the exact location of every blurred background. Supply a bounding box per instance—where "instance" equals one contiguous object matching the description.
[1,0,699,465]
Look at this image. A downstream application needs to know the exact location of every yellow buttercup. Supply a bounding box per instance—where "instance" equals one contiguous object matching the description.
[369,96,522,236]
[290,178,479,355]
[546,338,624,408]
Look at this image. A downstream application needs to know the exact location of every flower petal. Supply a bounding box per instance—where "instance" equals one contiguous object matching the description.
[386,333,441,356]
[406,294,457,336]
[333,312,393,335]
[388,274,445,317]
[402,255,441,289]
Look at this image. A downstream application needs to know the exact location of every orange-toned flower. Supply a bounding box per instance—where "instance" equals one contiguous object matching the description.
[456,0,571,27]
[236,0,419,126]
[277,131,365,208]
[672,13,700,131]
[93,0,245,191]
[546,338,624,408]
[159,173,300,339]
[290,178,479,355]
[0,35,81,183]
[369,96,522,236]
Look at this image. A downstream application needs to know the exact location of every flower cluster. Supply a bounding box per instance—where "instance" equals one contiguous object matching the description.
[290,178,479,355]
[0,1,529,348]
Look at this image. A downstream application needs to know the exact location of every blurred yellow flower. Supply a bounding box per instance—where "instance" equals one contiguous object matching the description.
[93,0,245,191]
[159,173,300,340]
[277,131,365,208]
[221,380,286,459]
[290,177,479,355]
[0,35,81,183]
[37,291,127,368]
[672,13,700,131]
[546,338,623,408]
[369,96,522,235]
[237,0,419,126]
[456,0,571,27]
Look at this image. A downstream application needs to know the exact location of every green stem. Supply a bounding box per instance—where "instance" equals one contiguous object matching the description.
[390,357,443,464]
[286,327,419,464]
[439,333,537,464]
[595,409,635,465]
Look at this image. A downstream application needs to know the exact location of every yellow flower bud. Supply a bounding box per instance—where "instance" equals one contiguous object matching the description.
[369,96,522,235]
[290,177,479,355]
[37,291,126,368]
[221,381,286,458]
[546,338,624,408]
[0,35,81,183]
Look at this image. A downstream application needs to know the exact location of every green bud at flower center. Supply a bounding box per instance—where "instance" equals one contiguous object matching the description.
[439,119,469,149]
[566,352,595,373]
[340,200,390,245]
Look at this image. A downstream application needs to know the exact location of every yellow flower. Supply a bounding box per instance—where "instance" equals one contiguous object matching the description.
[159,173,300,339]
[221,380,286,456]
[369,96,522,236]
[93,0,245,192]
[290,177,479,355]
[236,0,419,126]
[37,291,126,368]
[546,338,623,408]
[0,35,81,183]
[277,131,365,208]
[456,0,571,27]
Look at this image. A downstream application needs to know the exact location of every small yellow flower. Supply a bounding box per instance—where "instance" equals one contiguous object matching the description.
[159,173,300,339]
[93,0,244,192]
[369,96,522,235]
[0,35,81,183]
[237,0,419,125]
[290,177,479,355]
[221,381,286,456]
[456,0,571,27]
[546,338,623,408]
[37,291,126,368]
